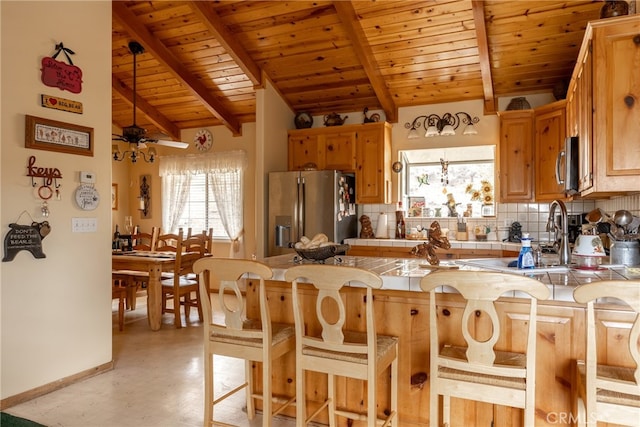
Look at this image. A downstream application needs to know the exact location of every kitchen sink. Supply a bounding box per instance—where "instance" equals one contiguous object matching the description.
[456,258,570,274]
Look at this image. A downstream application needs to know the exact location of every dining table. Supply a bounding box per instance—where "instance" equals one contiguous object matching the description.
[112,250,177,331]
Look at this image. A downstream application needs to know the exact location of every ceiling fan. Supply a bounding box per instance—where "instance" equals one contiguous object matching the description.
[112,41,189,153]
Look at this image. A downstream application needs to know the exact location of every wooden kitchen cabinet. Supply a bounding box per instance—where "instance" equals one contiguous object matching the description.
[288,122,391,204]
[355,122,392,204]
[534,100,567,202]
[322,130,356,171]
[566,37,593,193]
[567,15,640,198]
[497,110,534,202]
[288,132,322,171]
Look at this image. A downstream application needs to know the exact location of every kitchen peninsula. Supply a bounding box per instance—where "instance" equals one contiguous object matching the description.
[244,254,639,426]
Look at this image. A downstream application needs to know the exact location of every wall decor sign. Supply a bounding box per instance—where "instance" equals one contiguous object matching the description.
[41,94,83,114]
[25,115,93,157]
[2,212,50,262]
[139,175,151,219]
[40,42,83,94]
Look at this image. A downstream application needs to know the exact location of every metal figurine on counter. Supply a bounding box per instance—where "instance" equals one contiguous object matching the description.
[410,221,451,265]
[359,215,375,239]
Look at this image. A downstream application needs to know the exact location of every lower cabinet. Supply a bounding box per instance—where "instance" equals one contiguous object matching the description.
[245,280,636,426]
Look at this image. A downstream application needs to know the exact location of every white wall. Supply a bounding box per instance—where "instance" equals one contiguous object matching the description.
[256,80,295,257]
[1,1,112,400]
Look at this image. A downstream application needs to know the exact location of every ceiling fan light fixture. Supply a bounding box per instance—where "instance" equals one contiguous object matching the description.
[112,40,188,162]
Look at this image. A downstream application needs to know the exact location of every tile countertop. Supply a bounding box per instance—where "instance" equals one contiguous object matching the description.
[258,254,640,304]
[344,238,523,251]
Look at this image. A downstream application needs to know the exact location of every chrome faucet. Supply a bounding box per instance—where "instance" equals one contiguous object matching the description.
[546,200,571,265]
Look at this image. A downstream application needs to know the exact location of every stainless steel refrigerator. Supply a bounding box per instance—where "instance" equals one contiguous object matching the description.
[268,170,357,256]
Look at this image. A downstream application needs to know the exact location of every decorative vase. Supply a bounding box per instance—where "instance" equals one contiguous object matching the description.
[600,0,629,19]
[506,97,531,110]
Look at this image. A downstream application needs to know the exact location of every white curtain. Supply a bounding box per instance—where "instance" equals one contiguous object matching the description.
[159,151,247,257]
[207,150,247,258]
[159,174,191,233]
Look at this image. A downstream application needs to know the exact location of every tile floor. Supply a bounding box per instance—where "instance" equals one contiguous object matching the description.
[4,295,297,427]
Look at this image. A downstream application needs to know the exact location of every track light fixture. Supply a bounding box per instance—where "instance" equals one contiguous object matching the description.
[112,143,157,163]
[405,112,479,138]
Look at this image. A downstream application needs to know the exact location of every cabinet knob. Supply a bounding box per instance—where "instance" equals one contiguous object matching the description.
[633,35,640,46]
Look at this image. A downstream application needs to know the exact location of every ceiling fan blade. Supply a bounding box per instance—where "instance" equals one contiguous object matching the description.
[112,134,127,141]
[152,139,189,149]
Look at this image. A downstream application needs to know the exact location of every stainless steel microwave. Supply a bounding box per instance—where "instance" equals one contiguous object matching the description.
[556,136,579,196]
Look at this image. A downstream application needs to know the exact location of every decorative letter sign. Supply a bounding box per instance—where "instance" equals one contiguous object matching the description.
[40,42,83,94]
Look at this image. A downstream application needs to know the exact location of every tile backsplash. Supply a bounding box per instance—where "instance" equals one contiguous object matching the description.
[357,193,639,243]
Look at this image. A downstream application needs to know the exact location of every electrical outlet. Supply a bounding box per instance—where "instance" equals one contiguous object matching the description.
[72,217,97,232]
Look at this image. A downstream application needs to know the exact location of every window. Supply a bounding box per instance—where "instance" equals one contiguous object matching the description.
[400,145,495,218]
[174,173,227,238]
[159,151,247,247]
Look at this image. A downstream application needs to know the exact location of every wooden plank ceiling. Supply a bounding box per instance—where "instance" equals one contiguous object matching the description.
[112,0,603,140]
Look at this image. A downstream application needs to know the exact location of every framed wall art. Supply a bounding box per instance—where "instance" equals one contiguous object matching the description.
[25,115,93,156]
[111,184,118,210]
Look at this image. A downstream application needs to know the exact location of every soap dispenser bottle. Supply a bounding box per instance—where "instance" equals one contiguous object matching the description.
[517,233,535,269]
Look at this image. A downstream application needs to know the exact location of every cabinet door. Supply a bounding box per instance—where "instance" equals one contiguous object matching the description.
[577,40,594,193]
[498,111,534,202]
[288,133,322,171]
[535,101,567,201]
[591,17,640,192]
[321,131,356,171]
[355,124,391,204]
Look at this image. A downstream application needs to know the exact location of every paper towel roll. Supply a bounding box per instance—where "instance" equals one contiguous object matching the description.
[376,213,388,238]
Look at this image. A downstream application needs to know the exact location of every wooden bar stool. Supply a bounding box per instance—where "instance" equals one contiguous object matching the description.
[284,264,398,427]
[573,280,640,426]
[420,270,550,427]
[193,257,296,427]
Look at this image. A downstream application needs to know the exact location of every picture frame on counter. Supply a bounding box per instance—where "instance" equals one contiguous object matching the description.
[25,115,93,157]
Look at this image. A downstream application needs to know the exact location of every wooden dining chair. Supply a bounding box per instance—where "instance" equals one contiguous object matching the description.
[419,270,550,427]
[573,280,640,427]
[284,264,398,427]
[187,227,213,254]
[112,226,160,309]
[159,231,204,328]
[192,257,296,427]
[112,279,128,331]
[132,226,158,250]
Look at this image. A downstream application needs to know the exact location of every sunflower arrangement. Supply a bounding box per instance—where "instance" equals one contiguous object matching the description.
[466,180,494,205]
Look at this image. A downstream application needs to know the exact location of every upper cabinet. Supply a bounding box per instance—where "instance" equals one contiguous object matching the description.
[288,132,322,171]
[355,122,392,204]
[497,110,534,202]
[534,100,567,202]
[566,15,640,198]
[288,122,391,204]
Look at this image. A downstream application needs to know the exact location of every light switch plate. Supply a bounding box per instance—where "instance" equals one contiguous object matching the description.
[79,171,96,184]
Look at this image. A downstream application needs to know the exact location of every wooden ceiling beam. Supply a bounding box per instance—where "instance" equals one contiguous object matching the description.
[112,75,181,141]
[188,1,263,88]
[113,2,242,136]
[471,0,496,114]
[333,1,398,123]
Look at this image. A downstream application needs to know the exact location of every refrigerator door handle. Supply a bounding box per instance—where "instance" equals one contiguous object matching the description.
[298,177,306,239]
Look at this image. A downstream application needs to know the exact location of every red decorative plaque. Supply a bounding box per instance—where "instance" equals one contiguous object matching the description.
[41,57,82,93]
